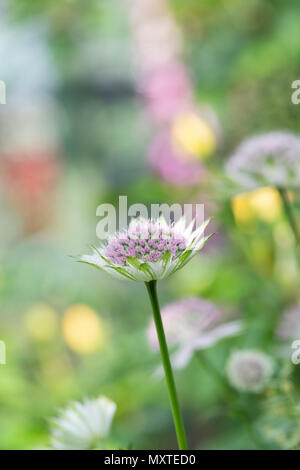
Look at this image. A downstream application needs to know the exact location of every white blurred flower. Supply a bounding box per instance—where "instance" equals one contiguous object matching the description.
[78,216,212,282]
[50,396,116,450]
[148,297,242,370]
[226,350,274,394]
[226,132,300,189]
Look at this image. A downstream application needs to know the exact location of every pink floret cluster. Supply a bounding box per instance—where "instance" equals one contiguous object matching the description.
[105,221,187,266]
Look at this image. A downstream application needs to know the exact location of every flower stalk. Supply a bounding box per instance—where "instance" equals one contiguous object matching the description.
[196,350,270,449]
[145,280,188,450]
[277,187,300,247]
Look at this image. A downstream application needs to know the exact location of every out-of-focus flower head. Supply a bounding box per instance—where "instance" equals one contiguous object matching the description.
[276,303,300,341]
[50,396,116,450]
[231,187,282,225]
[0,103,60,204]
[149,131,205,186]
[148,297,242,369]
[79,216,212,282]
[128,0,220,186]
[2,152,59,201]
[140,63,192,124]
[226,349,274,393]
[62,304,106,354]
[171,109,219,160]
[226,132,300,189]
[0,101,61,234]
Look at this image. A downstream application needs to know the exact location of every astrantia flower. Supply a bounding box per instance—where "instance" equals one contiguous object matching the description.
[226,350,274,394]
[50,396,116,450]
[148,297,242,369]
[78,216,213,450]
[276,303,300,340]
[78,216,212,282]
[226,131,300,189]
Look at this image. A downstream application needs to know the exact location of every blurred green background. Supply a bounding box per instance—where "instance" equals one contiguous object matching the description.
[1,0,300,450]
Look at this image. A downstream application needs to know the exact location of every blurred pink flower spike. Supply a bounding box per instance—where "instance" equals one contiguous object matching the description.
[140,63,192,124]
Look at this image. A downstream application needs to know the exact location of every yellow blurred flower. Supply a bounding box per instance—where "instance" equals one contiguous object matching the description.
[171,111,217,159]
[232,187,282,225]
[250,187,282,221]
[62,304,106,354]
[24,303,59,342]
[231,192,254,225]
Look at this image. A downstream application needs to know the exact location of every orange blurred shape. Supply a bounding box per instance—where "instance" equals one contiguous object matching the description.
[2,152,59,200]
[1,152,60,234]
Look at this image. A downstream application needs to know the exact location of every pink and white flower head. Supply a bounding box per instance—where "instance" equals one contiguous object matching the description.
[148,297,242,369]
[226,131,300,189]
[226,350,274,394]
[78,216,213,282]
[276,303,300,341]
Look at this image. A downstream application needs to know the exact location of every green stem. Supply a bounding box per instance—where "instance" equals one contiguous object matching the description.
[145,281,188,450]
[235,408,264,450]
[196,351,233,401]
[277,187,300,246]
[196,351,266,449]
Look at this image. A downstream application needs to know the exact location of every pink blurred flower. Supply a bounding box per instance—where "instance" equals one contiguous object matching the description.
[140,63,192,124]
[129,0,220,187]
[226,132,300,189]
[148,297,242,370]
[149,131,204,186]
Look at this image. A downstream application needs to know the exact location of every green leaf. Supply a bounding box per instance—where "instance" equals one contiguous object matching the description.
[161,251,172,276]
[175,250,193,270]
[90,245,114,266]
[139,263,155,279]
[109,266,136,281]
[77,260,104,272]
[126,257,141,269]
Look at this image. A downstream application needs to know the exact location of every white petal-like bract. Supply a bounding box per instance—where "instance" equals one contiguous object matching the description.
[50,396,116,450]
